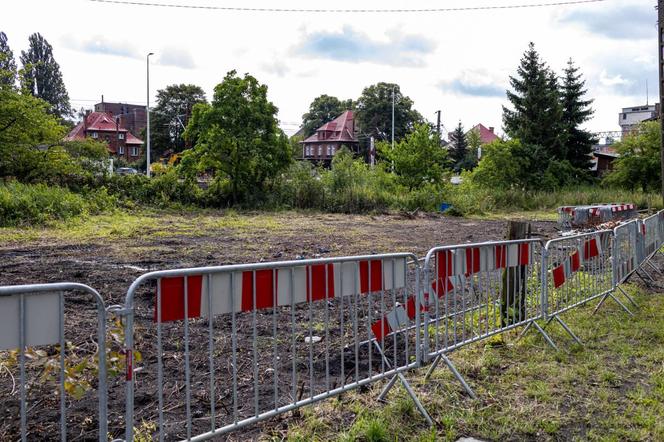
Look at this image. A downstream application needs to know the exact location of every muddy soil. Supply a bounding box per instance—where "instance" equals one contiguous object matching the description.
[0,213,558,441]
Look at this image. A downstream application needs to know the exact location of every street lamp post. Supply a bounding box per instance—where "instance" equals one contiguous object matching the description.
[146,52,154,177]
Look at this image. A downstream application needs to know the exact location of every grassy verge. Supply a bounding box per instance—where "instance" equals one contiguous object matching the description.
[281,284,664,441]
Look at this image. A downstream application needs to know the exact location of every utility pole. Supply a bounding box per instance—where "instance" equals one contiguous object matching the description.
[435,110,441,139]
[391,86,396,150]
[659,1,664,202]
[146,52,154,177]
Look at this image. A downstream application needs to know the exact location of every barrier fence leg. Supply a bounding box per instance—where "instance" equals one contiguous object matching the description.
[607,292,634,316]
[377,375,399,401]
[423,355,442,382]
[531,321,559,351]
[514,321,534,344]
[553,316,583,345]
[372,341,433,426]
[439,353,478,400]
[617,286,639,308]
[646,260,662,275]
[593,287,636,316]
[593,293,611,315]
[636,269,655,286]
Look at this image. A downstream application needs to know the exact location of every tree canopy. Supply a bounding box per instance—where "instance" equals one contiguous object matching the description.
[150,84,207,158]
[183,70,291,204]
[355,82,422,142]
[0,32,16,86]
[20,33,72,120]
[560,58,596,171]
[377,123,449,190]
[603,121,661,192]
[301,94,353,137]
[503,42,564,161]
[449,122,469,171]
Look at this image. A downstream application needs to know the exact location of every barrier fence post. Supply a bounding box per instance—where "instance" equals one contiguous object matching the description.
[0,283,108,442]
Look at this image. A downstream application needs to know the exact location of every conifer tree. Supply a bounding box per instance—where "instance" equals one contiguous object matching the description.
[449,121,468,170]
[561,58,596,170]
[503,42,564,161]
[0,32,16,86]
[20,33,72,119]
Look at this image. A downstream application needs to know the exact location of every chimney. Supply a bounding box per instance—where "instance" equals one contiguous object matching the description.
[489,126,495,133]
[102,94,104,104]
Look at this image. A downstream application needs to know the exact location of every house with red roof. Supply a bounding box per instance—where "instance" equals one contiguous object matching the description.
[300,110,359,164]
[65,111,144,161]
[469,124,499,145]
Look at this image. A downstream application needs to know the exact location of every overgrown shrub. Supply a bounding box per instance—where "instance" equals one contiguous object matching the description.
[0,181,116,226]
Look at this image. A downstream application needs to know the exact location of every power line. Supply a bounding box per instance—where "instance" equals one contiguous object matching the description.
[88,0,609,13]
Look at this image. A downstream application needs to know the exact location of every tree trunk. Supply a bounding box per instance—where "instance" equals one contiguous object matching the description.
[501,221,531,327]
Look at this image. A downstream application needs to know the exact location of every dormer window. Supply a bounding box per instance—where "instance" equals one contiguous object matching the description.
[118,133,125,140]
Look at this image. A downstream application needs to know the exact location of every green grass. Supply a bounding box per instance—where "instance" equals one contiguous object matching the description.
[0,209,289,244]
[277,284,664,441]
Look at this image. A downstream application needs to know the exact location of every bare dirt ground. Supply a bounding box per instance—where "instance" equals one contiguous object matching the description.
[0,211,559,441]
[0,211,558,304]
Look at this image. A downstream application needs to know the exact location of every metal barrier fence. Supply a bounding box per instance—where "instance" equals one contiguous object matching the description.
[543,230,614,318]
[614,220,639,286]
[0,283,108,442]
[557,204,636,230]
[119,253,428,441]
[419,239,550,394]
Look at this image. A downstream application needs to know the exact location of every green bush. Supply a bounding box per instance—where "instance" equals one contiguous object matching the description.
[0,181,116,226]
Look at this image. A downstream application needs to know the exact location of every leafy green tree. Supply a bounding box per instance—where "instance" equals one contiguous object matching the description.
[449,122,469,171]
[464,127,482,170]
[150,84,207,158]
[183,70,291,204]
[355,82,422,142]
[503,42,564,161]
[561,58,596,170]
[377,123,449,190]
[603,121,661,192]
[0,81,64,179]
[471,139,531,190]
[20,33,72,119]
[0,32,16,86]
[301,94,353,137]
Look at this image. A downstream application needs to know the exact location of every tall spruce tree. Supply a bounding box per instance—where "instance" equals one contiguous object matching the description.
[561,58,595,170]
[20,33,72,119]
[503,42,564,161]
[0,32,16,86]
[449,121,468,170]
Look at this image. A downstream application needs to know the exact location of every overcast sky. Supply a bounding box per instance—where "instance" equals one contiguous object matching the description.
[2,0,658,137]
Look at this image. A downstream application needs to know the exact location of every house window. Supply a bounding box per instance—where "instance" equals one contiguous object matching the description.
[318,146,322,156]
[622,113,627,120]
[118,133,125,140]
[131,147,139,157]
[118,146,125,155]
[91,132,98,139]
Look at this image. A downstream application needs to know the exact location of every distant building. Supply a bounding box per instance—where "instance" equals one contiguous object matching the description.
[590,144,618,177]
[447,123,499,159]
[95,96,147,137]
[300,110,359,165]
[619,103,660,138]
[65,111,144,161]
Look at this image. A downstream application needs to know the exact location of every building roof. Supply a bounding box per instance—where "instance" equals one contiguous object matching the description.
[65,111,143,144]
[302,110,358,144]
[470,123,499,144]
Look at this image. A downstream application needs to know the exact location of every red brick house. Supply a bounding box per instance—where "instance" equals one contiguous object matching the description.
[301,110,359,164]
[65,111,144,161]
[95,97,147,137]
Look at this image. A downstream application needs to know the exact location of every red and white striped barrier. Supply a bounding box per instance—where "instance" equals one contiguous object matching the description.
[429,243,532,297]
[154,257,407,322]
